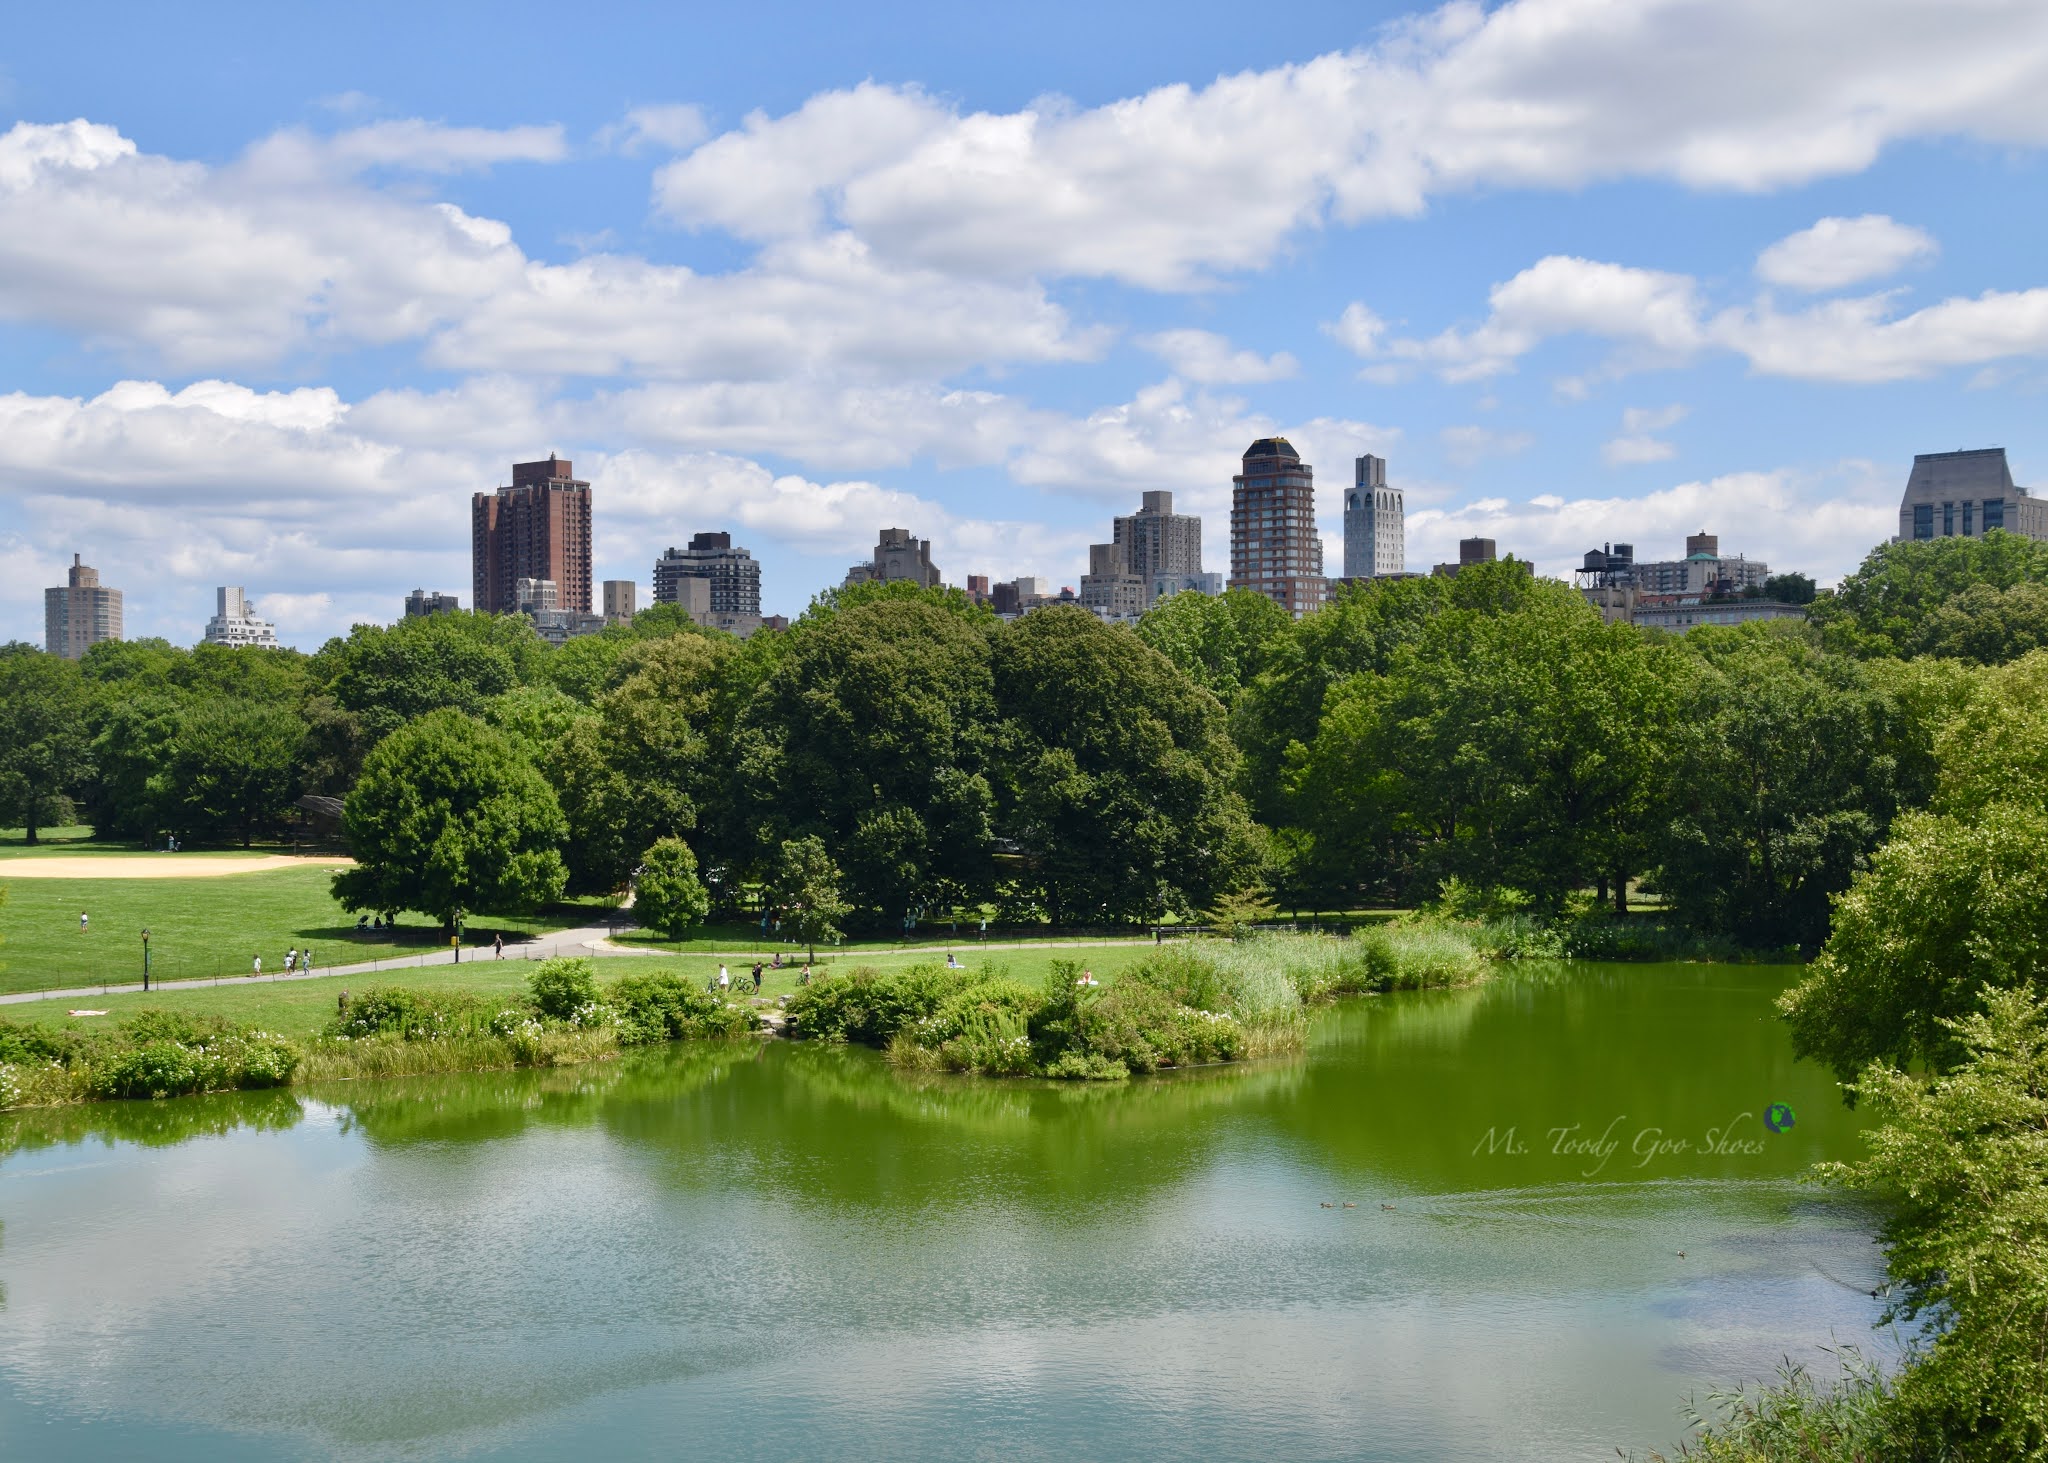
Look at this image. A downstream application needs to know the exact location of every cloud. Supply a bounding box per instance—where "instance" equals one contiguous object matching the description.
[1602,404,1687,464]
[1440,424,1534,467]
[1138,329,1298,384]
[650,0,2048,287]
[1370,251,2048,386]
[0,121,1101,377]
[596,104,710,155]
[1755,214,1938,291]
[1407,461,1897,586]
[1323,302,1387,356]
[246,120,569,176]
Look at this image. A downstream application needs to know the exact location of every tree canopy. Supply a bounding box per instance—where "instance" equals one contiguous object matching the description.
[333,709,568,928]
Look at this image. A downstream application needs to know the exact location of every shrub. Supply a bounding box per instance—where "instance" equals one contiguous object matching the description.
[529,958,602,1021]
[331,987,497,1041]
[606,972,756,1044]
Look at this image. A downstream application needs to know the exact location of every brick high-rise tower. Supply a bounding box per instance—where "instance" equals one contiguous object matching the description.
[1229,438,1326,616]
[472,455,592,616]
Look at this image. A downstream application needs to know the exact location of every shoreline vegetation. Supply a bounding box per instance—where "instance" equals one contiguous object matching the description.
[0,926,1497,1110]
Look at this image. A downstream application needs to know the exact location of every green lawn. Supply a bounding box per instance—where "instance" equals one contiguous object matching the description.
[3,942,1161,1041]
[0,868,570,994]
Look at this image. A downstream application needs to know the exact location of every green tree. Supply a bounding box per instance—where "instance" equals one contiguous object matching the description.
[1780,803,2048,1084]
[741,596,997,920]
[319,612,535,744]
[1133,586,1291,705]
[634,836,711,941]
[765,835,850,959]
[332,709,568,930]
[157,699,306,846]
[1285,581,1676,912]
[992,605,1258,923]
[1812,530,2048,662]
[82,692,183,840]
[1658,626,1925,952]
[1818,988,2048,1458]
[0,646,93,844]
[1759,571,1817,604]
[1928,649,2048,819]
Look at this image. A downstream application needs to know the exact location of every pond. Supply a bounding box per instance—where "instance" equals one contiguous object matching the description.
[0,962,1888,1460]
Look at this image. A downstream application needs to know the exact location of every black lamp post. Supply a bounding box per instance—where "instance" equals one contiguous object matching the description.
[141,927,151,991]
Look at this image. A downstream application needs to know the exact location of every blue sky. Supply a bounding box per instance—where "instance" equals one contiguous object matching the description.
[3,0,2046,646]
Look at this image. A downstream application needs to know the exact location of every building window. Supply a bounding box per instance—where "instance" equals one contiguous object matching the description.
[1913,504,1934,540]
[1984,499,2006,533]
[1963,501,1975,536]
[1943,502,1955,536]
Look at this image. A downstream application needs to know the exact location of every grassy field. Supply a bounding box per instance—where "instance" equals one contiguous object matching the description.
[3,943,1162,1041]
[0,867,580,994]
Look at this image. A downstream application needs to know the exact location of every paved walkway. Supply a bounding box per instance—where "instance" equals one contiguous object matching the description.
[0,922,646,1007]
[0,929,1157,1008]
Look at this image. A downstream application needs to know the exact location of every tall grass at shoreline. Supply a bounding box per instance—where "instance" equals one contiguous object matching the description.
[790,927,1495,1081]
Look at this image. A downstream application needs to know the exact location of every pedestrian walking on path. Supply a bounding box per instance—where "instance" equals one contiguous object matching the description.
[494,934,504,959]
[302,948,314,974]
[253,955,263,978]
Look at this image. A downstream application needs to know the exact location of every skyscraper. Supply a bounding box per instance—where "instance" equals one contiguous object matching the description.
[654,532,762,616]
[602,580,638,623]
[1112,491,1203,583]
[472,455,593,616]
[1896,447,2048,542]
[44,554,123,659]
[1229,438,1326,616]
[844,528,942,589]
[1343,454,1404,578]
[403,589,460,618]
[203,587,281,649]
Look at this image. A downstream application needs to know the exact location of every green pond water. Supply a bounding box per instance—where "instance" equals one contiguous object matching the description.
[0,962,1890,1461]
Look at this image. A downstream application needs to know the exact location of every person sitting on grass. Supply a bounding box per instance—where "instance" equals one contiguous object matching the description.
[1075,968,1098,988]
[946,951,964,969]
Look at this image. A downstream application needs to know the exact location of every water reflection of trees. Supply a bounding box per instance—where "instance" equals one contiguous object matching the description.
[1,1086,305,1157]
[323,1042,759,1147]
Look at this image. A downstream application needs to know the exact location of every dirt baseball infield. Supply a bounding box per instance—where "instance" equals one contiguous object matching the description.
[0,855,354,880]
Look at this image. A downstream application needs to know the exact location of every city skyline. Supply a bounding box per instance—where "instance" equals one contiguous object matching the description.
[3,2,2048,649]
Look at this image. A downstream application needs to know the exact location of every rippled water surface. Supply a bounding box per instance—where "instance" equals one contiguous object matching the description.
[0,963,1889,1460]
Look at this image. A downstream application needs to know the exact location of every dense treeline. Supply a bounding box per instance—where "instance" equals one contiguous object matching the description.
[2,531,2043,945]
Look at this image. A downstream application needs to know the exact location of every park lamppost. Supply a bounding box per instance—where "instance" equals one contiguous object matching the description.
[141,927,151,991]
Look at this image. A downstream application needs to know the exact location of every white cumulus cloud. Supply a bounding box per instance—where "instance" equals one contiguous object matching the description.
[1755,214,1938,291]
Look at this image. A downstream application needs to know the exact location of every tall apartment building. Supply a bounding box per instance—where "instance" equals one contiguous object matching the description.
[204,587,281,649]
[403,589,460,618]
[1897,447,2048,542]
[1343,454,1404,578]
[654,532,762,616]
[1078,543,1149,621]
[844,527,942,589]
[44,554,123,659]
[1229,438,1326,616]
[472,455,592,616]
[1112,491,1203,582]
[602,580,638,623]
